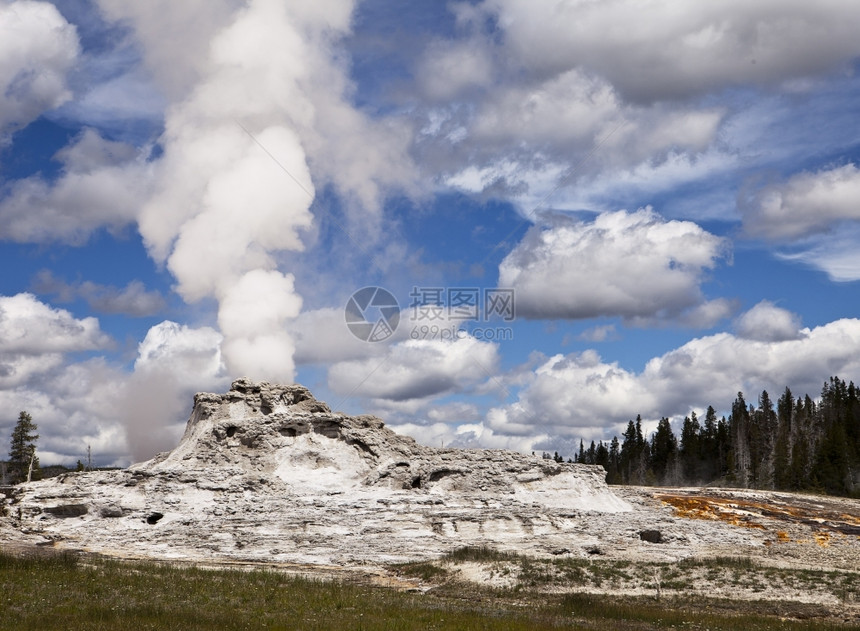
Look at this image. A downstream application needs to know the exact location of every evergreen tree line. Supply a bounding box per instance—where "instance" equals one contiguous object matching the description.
[572,376,860,497]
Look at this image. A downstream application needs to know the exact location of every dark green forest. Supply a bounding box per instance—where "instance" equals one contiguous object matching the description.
[572,376,860,497]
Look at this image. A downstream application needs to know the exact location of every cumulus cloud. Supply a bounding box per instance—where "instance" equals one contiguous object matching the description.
[410,0,860,217]
[738,165,860,280]
[0,0,80,139]
[0,293,110,355]
[33,270,166,317]
[93,0,240,101]
[0,315,226,465]
[432,67,726,209]
[0,359,130,466]
[487,318,860,446]
[0,294,127,463]
[735,301,804,342]
[327,336,500,402]
[498,209,729,322]
[741,164,860,241]
[486,350,655,440]
[479,0,860,102]
[0,128,150,244]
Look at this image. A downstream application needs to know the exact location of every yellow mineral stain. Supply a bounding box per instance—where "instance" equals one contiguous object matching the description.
[814,531,831,547]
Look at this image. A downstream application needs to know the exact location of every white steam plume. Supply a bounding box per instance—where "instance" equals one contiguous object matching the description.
[123,0,335,382]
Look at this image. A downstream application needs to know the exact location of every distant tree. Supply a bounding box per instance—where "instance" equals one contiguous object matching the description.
[700,406,719,480]
[679,412,701,482]
[650,417,676,484]
[9,411,39,484]
[606,436,621,484]
[730,393,751,486]
[595,441,609,470]
[773,388,794,489]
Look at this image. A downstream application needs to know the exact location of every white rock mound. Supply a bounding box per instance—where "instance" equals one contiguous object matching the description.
[2,379,632,564]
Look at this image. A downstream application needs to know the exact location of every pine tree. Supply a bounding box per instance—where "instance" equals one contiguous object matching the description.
[9,411,39,484]
[650,417,676,484]
[679,412,701,482]
[773,388,793,489]
[730,393,751,486]
[607,436,621,484]
[619,420,637,484]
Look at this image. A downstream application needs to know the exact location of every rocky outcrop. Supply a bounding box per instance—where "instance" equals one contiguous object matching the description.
[13,379,847,569]
[136,379,628,508]
[0,380,639,564]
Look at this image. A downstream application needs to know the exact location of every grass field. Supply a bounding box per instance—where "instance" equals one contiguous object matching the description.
[0,548,854,630]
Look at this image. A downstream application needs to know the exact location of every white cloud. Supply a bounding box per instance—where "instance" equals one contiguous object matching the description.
[735,301,804,342]
[480,0,860,102]
[0,318,227,465]
[133,321,225,384]
[777,226,860,282]
[741,164,860,241]
[55,67,166,132]
[327,335,500,402]
[432,67,726,210]
[0,0,80,139]
[426,401,482,424]
[410,0,860,218]
[418,39,494,101]
[641,319,860,414]
[498,209,729,321]
[0,294,129,464]
[487,318,860,445]
[0,293,110,355]
[577,324,618,343]
[487,349,655,440]
[390,419,541,453]
[736,164,860,281]
[93,0,239,101]
[0,129,151,244]
[0,358,130,466]
[677,298,739,329]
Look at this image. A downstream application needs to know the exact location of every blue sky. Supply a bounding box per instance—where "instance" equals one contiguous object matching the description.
[1,0,860,466]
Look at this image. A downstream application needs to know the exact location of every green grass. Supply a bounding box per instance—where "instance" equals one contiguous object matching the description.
[442,546,519,563]
[0,548,855,630]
